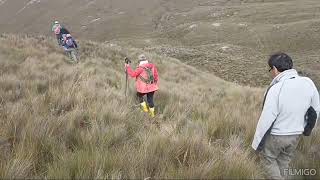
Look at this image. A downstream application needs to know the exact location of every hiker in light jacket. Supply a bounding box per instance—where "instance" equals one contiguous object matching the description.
[125,54,159,118]
[51,21,71,45]
[252,53,320,179]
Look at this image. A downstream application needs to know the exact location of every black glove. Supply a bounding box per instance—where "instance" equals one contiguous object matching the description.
[124,57,131,64]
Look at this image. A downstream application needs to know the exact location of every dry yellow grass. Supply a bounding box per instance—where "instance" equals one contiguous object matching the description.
[0,34,318,179]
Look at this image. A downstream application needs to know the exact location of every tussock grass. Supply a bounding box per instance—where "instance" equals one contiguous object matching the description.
[0,34,318,179]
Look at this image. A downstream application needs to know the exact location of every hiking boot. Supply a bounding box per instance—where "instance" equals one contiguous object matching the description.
[140,102,149,113]
[149,107,155,118]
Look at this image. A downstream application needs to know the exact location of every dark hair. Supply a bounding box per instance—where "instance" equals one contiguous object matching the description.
[268,53,293,72]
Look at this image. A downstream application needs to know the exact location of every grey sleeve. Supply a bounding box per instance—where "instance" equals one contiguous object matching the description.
[311,88,320,122]
[305,78,320,120]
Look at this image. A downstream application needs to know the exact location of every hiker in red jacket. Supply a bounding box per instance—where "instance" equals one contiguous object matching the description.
[125,54,159,117]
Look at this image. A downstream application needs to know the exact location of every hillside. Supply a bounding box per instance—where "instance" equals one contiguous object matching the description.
[0,34,319,179]
[1,0,320,87]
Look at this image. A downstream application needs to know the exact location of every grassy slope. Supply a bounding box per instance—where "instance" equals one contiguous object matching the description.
[1,0,320,87]
[146,0,320,87]
[0,34,319,179]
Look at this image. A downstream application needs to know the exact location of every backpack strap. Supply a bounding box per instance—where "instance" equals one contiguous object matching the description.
[139,66,155,84]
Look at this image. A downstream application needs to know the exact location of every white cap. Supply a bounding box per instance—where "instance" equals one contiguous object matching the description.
[138,54,147,61]
[54,21,59,24]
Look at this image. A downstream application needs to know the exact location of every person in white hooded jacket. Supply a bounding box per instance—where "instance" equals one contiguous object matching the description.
[252,53,320,179]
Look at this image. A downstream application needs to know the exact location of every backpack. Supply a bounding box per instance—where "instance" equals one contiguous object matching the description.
[140,67,155,84]
[65,38,74,47]
[303,106,317,136]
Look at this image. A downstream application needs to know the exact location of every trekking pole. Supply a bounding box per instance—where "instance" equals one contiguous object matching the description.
[125,69,128,97]
[124,57,131,98]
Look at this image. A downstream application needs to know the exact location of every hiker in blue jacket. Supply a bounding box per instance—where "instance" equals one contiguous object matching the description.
[62,34,78,51]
